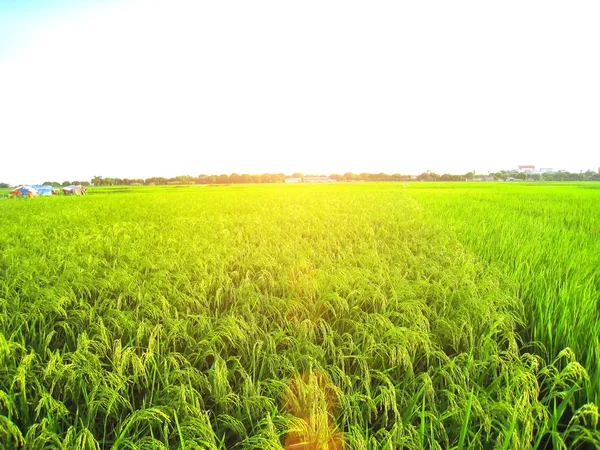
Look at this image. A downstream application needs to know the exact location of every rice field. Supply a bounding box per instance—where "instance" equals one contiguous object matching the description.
[407,184,600,405]
[0,183,598,449]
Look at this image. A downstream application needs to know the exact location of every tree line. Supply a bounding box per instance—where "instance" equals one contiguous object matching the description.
[490,170,600,182]
[88,170,600,186]
[41,181,92,187]
[90,173,419,186]
[3,170,598,189]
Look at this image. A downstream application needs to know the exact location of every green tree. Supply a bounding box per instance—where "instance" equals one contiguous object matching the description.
[216,174,230,184]
[229,173,243,183]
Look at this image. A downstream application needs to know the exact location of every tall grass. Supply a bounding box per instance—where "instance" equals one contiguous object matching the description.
[0,184,597,448]
[409,182,600,412]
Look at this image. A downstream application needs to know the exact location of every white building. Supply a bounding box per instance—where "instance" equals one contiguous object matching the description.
[517,165,535,173]
[303,176,334,183]
[516,165,554,175]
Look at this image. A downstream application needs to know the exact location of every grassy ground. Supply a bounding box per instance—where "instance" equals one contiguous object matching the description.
[0,183,598,448]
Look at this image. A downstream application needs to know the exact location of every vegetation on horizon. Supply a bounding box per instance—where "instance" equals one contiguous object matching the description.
[4,169,599,190]
[85,170,600,186]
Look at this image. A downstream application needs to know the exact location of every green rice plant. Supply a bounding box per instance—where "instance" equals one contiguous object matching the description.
[408,182,600,411]
[1,183,598,448]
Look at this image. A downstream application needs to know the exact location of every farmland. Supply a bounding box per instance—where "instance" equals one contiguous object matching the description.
[407,183,600,406]
[1,183,599,449]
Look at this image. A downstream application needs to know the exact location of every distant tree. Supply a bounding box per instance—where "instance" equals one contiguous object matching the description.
[145,177,167,185]
[175,175,193,184]
[216,174,230,184]
[62,181,71,187]
[440,173,457,181]
[0,182,9,188]
[292,172,304,178]
[229,173,243,183]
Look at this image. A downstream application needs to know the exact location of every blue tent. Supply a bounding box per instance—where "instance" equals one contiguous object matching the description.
[32,185,58,196]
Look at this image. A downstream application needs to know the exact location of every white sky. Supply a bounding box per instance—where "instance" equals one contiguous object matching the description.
[1,0,599,184]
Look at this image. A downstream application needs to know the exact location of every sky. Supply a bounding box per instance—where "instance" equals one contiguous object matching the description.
[0,0,599,184]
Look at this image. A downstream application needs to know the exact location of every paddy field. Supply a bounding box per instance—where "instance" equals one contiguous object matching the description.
[1,182,599,449]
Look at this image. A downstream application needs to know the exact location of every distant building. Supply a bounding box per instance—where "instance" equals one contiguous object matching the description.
[517,165,535,173]
[285,178,302,183]
[302,176,334,183]
[516,166,554,175]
